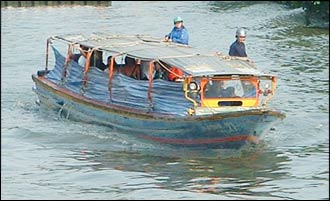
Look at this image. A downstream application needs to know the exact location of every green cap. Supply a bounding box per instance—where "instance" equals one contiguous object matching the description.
[173,16,183,24]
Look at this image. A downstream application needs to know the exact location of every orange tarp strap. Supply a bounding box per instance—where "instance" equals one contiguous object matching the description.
[108,57,114,101]
[148,61,154,107]
[82,51,92,89]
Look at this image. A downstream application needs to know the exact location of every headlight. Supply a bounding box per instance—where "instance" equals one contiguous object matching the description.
[188,82,199,91]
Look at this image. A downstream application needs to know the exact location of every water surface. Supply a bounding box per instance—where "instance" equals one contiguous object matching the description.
[1,1,329,200]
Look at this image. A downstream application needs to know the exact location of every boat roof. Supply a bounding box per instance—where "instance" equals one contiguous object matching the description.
[51,33,274,78]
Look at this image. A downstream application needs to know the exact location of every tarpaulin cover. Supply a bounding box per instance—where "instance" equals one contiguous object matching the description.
[46,46,193,116]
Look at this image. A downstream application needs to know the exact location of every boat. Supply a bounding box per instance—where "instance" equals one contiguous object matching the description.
[31,33,285,149]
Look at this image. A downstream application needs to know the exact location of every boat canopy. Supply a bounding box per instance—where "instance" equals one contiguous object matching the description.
[51,33,273,78]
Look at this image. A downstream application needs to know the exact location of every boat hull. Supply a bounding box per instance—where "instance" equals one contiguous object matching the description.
[32,74,285,149]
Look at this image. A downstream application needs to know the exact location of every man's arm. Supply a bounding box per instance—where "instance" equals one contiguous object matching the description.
[173,28,188,45]
[164,29,174,42]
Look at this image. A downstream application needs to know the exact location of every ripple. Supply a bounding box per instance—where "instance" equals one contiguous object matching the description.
[1,1,329,200]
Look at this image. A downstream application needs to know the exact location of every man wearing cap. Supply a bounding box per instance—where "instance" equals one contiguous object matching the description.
[229,27,248,57]
[164,16,189,45]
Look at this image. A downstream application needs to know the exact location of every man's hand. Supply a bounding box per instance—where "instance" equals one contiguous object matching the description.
[164,36,172,42]
[246,58,254,64]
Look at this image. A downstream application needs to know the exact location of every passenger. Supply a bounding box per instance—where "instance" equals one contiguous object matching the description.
[78,45,89,67]
[90,50,107,71]
[167,66,184,82]
[153,62,166,80]
[104,56,119,73]
[107,56,118,66]
[221,86,237,98]
[205,81,225,98]
[140,61,155,80]
[205,81,237,98]
[164,16,189,45]
[229,28,248,57]
[241,80,256,97]
[125,56,135,65]
[116,56,140,79]
[71,53,81,63]
[139,61,166,80]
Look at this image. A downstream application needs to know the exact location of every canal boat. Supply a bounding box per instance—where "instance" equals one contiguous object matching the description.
[32,33,285,149]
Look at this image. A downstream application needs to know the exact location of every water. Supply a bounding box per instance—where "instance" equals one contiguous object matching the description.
[1,1,329,199]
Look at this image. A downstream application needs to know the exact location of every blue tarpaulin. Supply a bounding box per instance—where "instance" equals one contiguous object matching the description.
[46,46,193,116]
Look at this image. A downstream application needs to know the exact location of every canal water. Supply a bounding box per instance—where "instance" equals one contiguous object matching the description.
[1,1,329,199]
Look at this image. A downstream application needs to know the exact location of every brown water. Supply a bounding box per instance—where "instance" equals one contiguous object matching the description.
[1,1,329,199]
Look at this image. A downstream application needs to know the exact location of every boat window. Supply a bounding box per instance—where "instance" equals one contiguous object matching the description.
[102,53,125,66]
[154,60,187,82]
[105,56,140,79]
[218,101,243,106]
[241,80,257,98]
[204,79,256,98]
[71,45,84,62]
[90,50,107,71]
[140,61,168,81]
[140,61,153,80]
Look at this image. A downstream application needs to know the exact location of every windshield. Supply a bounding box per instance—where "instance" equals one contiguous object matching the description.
[203,79,256,98]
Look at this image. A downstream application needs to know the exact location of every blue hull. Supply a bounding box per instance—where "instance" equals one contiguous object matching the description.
[32,75,284,149]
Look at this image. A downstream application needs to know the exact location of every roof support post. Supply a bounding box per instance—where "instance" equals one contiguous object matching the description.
[45,38,51,71]
[61,44,73,84]
[261,76,277,106]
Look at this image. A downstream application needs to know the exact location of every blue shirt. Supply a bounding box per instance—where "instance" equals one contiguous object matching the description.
[229,40,247,57]
[166,26,189,45]
[243,87,256,97]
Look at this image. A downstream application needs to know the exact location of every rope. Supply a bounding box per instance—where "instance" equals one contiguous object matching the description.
[215,52,257,68]
[156,60,184,79]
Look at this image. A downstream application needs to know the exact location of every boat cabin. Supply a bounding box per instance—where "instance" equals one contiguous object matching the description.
[41,33,278,116]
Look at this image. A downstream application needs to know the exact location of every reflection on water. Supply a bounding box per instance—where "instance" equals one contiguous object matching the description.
[49,140,326,199]
[62,145,290,199]
[2,1,328,200]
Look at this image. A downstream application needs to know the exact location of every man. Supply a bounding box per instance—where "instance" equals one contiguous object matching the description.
[241,80,256,97]
[164,16,189,45]
[229,28,248,57]
[90,50,107,71]
[205,80,226,98]
[78,45,89,67]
